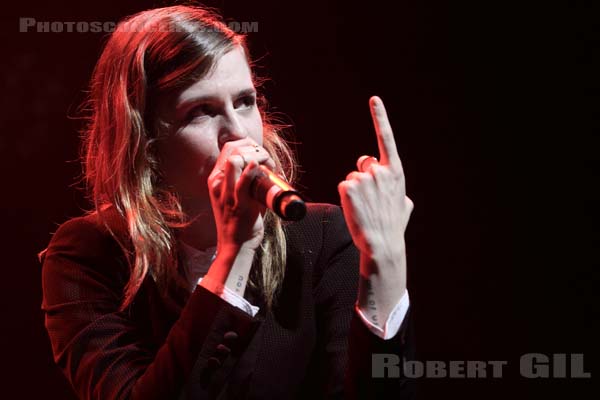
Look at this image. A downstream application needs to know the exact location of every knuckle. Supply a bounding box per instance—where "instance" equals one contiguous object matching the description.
[345,180,359,194]
[357,172,373,183]
[222,141,235,152]
[227,154,243,166]
[405,196,414,211]
[370,164,386,177]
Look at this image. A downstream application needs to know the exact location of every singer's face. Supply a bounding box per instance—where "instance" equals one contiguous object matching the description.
[155,46,263,211]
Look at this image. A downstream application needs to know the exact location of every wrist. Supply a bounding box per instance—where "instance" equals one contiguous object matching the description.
[217,237,261,258]
[218,242,258,259]
[204,244,256,293]
[363,237,406,270]
[358,252,407,323]
[360,246,406,277]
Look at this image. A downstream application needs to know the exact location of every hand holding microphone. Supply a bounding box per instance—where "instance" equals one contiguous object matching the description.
[209,138,306,234]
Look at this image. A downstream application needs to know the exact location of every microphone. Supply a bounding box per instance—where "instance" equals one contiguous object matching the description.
[249,165,306,221]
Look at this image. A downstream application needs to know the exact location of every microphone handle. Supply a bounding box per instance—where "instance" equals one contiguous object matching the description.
[250,165,306,221]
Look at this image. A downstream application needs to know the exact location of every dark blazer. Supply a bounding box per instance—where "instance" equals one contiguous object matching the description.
[40,203,414,399]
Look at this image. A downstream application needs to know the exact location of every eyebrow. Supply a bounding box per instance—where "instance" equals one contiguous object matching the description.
[177,88,257,111]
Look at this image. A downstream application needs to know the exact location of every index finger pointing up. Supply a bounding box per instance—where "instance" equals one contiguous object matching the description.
[369,96,403,173]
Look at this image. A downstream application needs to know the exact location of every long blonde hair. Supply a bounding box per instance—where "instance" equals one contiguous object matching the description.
[81,5,295,311]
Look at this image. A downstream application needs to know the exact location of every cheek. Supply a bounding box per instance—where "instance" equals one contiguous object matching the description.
[249,110,264,145]
[160,129,218,182]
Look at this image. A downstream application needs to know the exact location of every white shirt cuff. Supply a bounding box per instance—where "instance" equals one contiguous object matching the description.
[197,277,260,317]
[355,290,410,340]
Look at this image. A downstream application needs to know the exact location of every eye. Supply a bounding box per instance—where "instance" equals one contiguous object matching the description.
[186,104,216,121]
[235,94,256,110]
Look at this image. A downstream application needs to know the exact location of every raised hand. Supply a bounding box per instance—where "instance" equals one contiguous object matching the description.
[208,137,276,253]
[338,96,413,326]
[203,138,275,295]
[338,96,413,264]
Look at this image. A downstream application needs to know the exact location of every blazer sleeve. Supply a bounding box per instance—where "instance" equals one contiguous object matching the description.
[310,204,415,399]
[40,216,261,400]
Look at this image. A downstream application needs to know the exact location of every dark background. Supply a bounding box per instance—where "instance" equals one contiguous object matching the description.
[0,0,596,398]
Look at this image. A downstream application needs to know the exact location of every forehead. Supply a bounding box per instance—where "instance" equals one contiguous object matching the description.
[177,46,254,103]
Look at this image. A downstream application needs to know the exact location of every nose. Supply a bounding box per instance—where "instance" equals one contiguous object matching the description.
[218,107,247,148]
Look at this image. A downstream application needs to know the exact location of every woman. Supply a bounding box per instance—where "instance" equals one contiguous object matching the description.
[40,5,414,399]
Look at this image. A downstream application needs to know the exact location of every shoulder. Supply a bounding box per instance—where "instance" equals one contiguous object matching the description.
[284,202,347,239]
[40,206,132,278]
[48,206,128,249]
[293,202,347,228]
[285,204,359,298]
[284,202,356,261]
